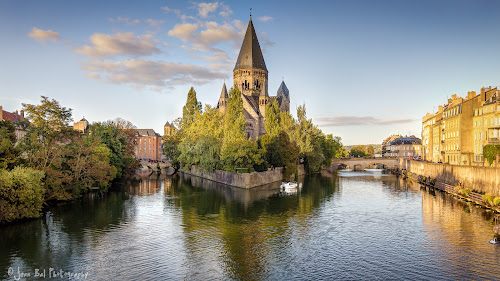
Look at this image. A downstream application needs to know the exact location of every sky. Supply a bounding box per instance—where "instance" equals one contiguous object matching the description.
[2,0,500,145]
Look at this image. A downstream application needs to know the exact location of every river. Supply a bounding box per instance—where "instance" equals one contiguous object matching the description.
[1,171,499,280]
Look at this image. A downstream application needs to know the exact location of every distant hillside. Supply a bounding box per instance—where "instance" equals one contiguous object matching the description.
[344,144,382,153]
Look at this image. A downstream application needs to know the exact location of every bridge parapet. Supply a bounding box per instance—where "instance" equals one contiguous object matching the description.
[331,158,399,171]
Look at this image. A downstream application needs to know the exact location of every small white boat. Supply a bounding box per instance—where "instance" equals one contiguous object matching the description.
[364,168,384,173]
[281,182,298,190]
[340,168,353,172]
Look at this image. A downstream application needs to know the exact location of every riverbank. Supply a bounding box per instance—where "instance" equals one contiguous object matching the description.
[391,165,500,213]
[181,164,306,188]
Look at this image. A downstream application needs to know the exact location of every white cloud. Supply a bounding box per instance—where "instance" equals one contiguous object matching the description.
[28,27,60,44]
[109,16,140,25]
[81,59,228,91]
[316,116,417,126]
[198,2,219,18]
[86,72,100,79]
[258,16,273,22]
[75,32,161,58]
[168,23,199,42]
[192,51,230,62]
[168,21,243,49]
[145,19,164,27]
[219,4,232,18]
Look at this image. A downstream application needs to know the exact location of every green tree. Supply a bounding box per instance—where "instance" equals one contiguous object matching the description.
[264,100,281,137]
[181,87,202,129]
[0,166,45,222]
[367,145,375,156]
[350,145,367,157]
[20,96,115,200]
[483,144,500,166]
[89,119,138,178]
[0,121,19,169]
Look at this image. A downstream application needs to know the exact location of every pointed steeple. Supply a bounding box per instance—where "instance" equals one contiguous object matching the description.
[234,17,267,71]
[220,82,228,98]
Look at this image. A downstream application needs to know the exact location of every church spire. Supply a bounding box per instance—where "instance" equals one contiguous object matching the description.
[220,82,228,99]
[234,16,267,71]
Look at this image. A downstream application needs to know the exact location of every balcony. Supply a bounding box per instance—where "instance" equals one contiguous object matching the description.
[488,137,500,145]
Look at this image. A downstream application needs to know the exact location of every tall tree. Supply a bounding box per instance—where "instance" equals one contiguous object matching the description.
[264,100,281,137]
[181,87,202,129]
[0,121,19,169]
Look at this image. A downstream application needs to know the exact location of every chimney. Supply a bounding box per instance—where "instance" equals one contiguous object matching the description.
[20,110,24,119]
[467,91,476,99]
[438,105,443,112]
[452,94,457,99]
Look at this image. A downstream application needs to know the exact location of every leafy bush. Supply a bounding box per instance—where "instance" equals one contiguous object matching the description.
[483,193,494,206]
[0,167,45,222]
[493,197,500,206]
[456,187,471,197]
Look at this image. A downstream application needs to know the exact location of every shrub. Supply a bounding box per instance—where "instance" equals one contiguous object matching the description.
[0,167,45,222]
[493,197,500,206]
[483,193,494,206]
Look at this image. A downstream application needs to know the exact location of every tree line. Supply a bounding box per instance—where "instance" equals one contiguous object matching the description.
[163,87,345,179]
[0,96,138,222]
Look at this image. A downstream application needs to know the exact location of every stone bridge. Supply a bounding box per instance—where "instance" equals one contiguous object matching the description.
[330,158,399,171]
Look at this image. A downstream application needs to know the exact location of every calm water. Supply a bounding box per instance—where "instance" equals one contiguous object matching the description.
[1,172,499,280]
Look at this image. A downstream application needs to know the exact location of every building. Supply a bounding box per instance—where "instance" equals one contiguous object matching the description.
[422,86,500,166]
[164,121,176,137]
[0,105,27,142]
[73,117,89,133]
[135,129,162,161]
[217,16,290,140]
[383,136,422,158]
[381,134,401,157]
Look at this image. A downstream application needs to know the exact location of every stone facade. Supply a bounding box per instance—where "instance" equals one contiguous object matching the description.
[382,135,422,158]
[164,121,176,137]
[217,17,290,140]
[182,164,306,189]
[73,117,89,133]
[400,158,500,197]
[422,87,500,166]
[0,105,27,142]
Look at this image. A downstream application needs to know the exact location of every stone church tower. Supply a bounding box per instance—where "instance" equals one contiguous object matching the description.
[218,16,290,140]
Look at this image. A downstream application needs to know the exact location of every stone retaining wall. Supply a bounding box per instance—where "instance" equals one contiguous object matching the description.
[399,159,500,196]
[182,164,306,189]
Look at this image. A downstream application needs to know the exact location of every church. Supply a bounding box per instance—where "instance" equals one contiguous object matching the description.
[217,16,290,140]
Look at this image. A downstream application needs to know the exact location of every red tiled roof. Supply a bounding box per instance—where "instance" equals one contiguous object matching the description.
[2,110,22,122]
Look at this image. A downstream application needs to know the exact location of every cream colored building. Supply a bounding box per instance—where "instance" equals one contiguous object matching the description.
[73,117,89,133]
[422,87,500,166]
[164,121,176,137]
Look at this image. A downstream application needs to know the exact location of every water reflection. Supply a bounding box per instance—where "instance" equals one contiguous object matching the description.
[0,172,499,280]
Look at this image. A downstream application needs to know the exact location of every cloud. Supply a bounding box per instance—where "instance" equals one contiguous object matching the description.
[169,21,243,49]
[219,4,232,18]
[81,59,228,91]
[258,16,273,22]
[316,116,417,126]
[145,19,164,27]
[85,72,100,79]
[28,27,60,44]
[192,52,230,62]
[168,23,199,42]
[198,2,219,18]
[109,16,140,25]
[75,32,161,58]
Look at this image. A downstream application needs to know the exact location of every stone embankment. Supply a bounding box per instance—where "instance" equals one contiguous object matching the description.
[395,159,500,213]
[181,165,306,189]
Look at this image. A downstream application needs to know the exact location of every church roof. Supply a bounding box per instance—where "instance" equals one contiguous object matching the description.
[277,81,289,99]
[234,18,267,71]
[220,82,228,99]
[164,121,171,127]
